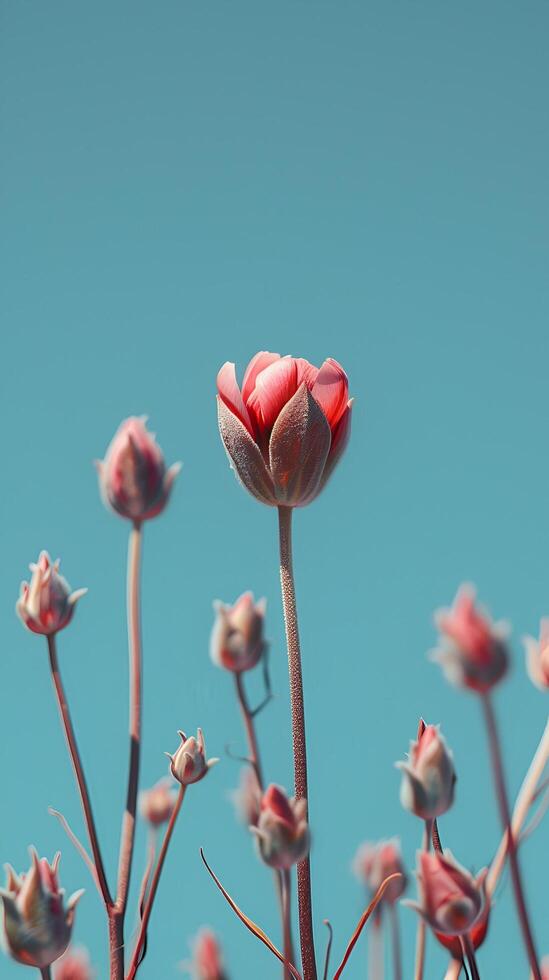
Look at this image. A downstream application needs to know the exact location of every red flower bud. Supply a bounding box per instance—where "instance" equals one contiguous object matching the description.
[352,838,407,905]
[139,778,178,826]
[406,850,486,937]
[217,352,352,507]
[96,417,180,523]
[523,619,549,691]
[253,784,310,870]
[433,585,509,693]
[167,729,218,786]
[210,593,267,672]
[55,947,94,980]
[190,928,227,980]
[16,552,86,636]
[397,723,456,820]
[435,887,490,958]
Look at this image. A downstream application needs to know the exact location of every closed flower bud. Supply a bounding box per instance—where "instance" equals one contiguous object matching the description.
[168,729,218,786]
[435,887,491,959]
[96,416,180,523]
[139,778,178,826]
[433,585,509,693]
[253,784,310,870]
[211,593,267,673]
[523,619,549,691]
[55,947,94,980]
[16,552,86,637]
[406,850,486,937]
[190,928,227,980]
[231,767,261,828]
[352,838,407,905]
[397,723,456,821]
[0,850,84,969]
[217,352,352,508]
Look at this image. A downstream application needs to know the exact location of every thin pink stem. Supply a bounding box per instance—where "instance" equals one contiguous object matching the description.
[39,969,52,979]
[414,819,432,980]
[277,505,317,980]
[369,917,384,980]
[444,961,462,980]
[46,634,112,908]
[481,693,541,980]
[137,828,157,919]
[126,786,186,979]
[389,904,402,980]
[282,869,295,980]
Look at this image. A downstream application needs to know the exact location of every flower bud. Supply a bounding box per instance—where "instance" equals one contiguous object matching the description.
[139,778,178,826]
[523,619,549,691]
[542,957,549,980]
[210,593,267,672]
[435,887,490,958]
[0,850,84,969]
[16,552,86,637]
[397,723,456,820]
[433,585,509,693]
[231,767,261,827]
[55,947,94,980]
[253,784,310,870]
[407,850,486,936]
[96,416,180,523]
[168,729,218,786]
[190,928,227,980]
[352,838,407,905]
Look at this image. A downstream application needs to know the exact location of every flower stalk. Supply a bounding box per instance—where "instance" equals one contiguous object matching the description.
[413,819,433,980]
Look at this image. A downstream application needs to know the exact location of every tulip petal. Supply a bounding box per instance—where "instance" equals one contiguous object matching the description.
[247,358,298,433]
[319,398,352,492]
[269,384,332,507]
[311,357,349,428]
[217,362,254,435]
[217,398,276,506]
[242,351,281,404]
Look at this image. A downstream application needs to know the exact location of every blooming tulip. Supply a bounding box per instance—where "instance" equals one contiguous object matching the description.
[139,778,178,826]
[217,352,352,507]
[433,585,508,693]
[523,619,549,691]
[0,850,84,969]
[190,928,227,980]
[16,552,86,637]
[210,593,267,672]
[254,784,310,870]
[397,723,456,820]
[231,767,261,827]
[352,838,407,905]
[168,729,218,786]
[407,850,486,936]
[96,416,180,522]
[55,947,94,980]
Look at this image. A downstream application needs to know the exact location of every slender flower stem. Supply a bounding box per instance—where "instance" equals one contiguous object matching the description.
[369,917,384,980]
[282,869,295,980]
[46,634,112,908]
[389,904,402,980]
[235,672,264,787]
[481,693,541,980]
[460,935,481,980]
[126,786,186,979]
[39,969,52,980]
[444,961,462,980]
[277,505,317,980]
[116,522,144,934]
[414,819,432,980]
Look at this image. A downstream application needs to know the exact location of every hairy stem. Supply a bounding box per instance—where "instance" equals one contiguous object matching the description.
[414,819,432,980]
[481,693,541,979]
[277,505,317,980]
[389,904,402,980]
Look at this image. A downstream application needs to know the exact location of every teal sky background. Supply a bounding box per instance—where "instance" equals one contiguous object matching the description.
[1,1,548,977]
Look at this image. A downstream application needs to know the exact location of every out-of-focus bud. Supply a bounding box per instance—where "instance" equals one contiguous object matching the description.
[433,585,509,693]
[55,947,94,980]
[168,729,219,786]
[139,778,178,827]
[190,928,228,980]
[210,593,267,673]
[230,767,261,827]
[435,886,490,958]
[0,850,84,969]
[96,416,180,523]
[16,552,86,637]
[397,722,456,821]
[352,838,407,905]
[523,619,549,691]
[406,850,486,936]
[253,784,310,870]
[541,956,549,980]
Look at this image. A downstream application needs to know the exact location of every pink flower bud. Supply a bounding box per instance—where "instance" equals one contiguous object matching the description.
[168,729,218,786]
[433,585,509,693]
[96,417,180,523]
[523,619,549,691]
[139,778,178,826]
[435,888,490,958]
[352,838,407,905]
[542,957,549,980]
[407,850,486,937]
[397,723,456,820]
[16,552,86,637]
[210,593,267,672]
[55,947,94,980]
[253,784,310,870]
[0,850,84,969]
[190,928,227,980]
[231,767,261,827]
[217,352,352,508]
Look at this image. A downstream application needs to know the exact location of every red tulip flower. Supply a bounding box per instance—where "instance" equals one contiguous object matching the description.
[407,850,486,937]
[217,352,352,507]
[433,585,508,693]
[435,887,490,959]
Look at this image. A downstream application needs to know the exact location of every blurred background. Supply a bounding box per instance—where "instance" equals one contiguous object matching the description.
[1,1,548,976]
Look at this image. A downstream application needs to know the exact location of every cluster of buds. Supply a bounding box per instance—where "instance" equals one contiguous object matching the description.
[0,850,83,969]
[189,928,228,980]
[55,947,94,980]
[397,722,456,821]
[168,730,218,786]
[96,416,180,523]
[210,593,267,673]
[217,352,352,507]
[253,784,310,870]
[523,619,549,691]
[352,838,407,905]
[407,850,486,937]
[140,778,179,826]
[16,552,86,636]
[433,586,508,693]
